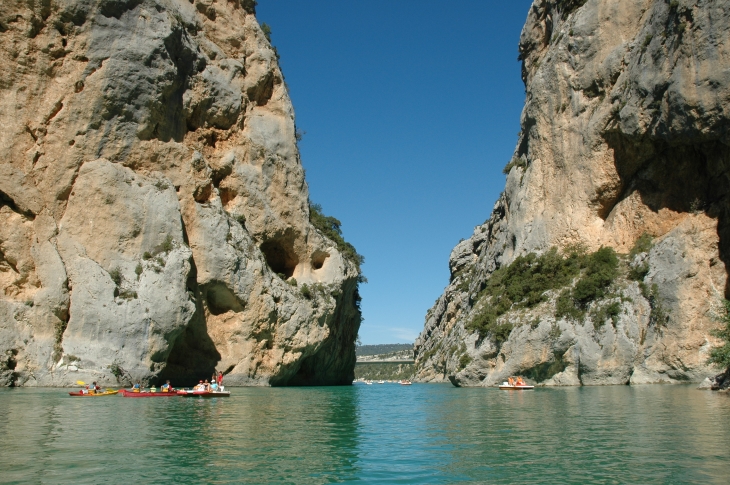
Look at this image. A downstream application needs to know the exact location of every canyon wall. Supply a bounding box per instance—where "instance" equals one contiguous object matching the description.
[0,0,362,386]
[415,0,730,386]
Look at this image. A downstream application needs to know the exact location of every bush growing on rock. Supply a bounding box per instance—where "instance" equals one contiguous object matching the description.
[629,233,653,258]
[309,201,364,272]
[466,247,583,339]
[572,247,619,304]
[708,300,730,370]
[109,267,122,286]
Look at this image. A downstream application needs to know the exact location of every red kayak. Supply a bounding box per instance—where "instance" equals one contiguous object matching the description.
[119,389,178,397]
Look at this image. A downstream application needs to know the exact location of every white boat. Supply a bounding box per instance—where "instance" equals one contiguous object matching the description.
[399,380,412,385]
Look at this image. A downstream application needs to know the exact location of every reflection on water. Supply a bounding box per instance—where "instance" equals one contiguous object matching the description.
[0,384,729,484]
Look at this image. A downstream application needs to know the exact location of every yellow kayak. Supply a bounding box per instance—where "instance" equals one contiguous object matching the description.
[68,389,119,397]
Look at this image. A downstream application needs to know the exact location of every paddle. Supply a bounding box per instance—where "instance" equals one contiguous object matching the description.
[76,380,86,386]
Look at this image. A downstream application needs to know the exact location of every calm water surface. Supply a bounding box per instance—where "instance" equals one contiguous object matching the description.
[1,384,729,484]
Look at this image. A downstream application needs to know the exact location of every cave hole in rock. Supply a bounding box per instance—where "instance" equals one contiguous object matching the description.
[604,135,730,293]
[205,281,244,315]
[219,187,237,207]
[260,238,299,278]
[311,250,329,270]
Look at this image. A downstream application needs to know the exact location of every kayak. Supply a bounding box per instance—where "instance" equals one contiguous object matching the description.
[68,390,119,397]
[177,389,230,398]
[119,389,178,397]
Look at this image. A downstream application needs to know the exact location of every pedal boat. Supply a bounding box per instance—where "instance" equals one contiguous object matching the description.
[177,389,230,398]
[68,389,119,397]
[498,382,534,390]
[119,389,178,397]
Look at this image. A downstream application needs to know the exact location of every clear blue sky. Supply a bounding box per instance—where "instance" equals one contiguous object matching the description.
[256,1,533,345]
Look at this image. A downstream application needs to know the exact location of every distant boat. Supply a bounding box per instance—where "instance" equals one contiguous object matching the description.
[399,380,412,386]
[377,380,385,384]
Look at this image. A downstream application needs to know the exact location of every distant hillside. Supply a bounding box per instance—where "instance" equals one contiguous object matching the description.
[356,344,413,357]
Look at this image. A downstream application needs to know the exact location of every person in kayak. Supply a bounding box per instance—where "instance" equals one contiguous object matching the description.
[161,380,172,392]
[91,382,100,394]
[132,382,141,393]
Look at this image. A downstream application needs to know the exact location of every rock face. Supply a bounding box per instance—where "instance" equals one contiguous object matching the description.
[0,0,362,386]
[415,0,730,386]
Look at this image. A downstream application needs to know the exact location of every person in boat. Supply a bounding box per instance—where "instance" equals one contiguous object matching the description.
[211,380,219,391]
[132,382,141,393]
[161,380,172,392]
[193,380,204,391]
[516,377,526,386]
[508,377,515,386]
[217,370,223,389]
[203,379,212,391]
[90,381,100,394]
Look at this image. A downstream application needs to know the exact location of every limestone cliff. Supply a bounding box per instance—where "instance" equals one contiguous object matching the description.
[0,0,362,386]
[415,0,730,386]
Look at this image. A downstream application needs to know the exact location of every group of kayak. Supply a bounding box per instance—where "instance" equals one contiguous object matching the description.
[68,379,230,398]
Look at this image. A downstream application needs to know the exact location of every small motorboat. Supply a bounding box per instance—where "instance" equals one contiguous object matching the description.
[119,389,178,397]
[68,389,119,397]
[399,380,412,385]
[177,389,230,398]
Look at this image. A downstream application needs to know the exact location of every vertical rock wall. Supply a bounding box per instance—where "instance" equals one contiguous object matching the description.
[0,0,361,386]
[415,0,730,386]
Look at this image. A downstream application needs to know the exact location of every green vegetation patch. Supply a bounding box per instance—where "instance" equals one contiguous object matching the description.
[629,233,653,258]
[354,362,414,381]
[309,202,364,273]
[555,246,619,320]
[467,247,584,340]
[708,300,730,370]
[356,343,413,357]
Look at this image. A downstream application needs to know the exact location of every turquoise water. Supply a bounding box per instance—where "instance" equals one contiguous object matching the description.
[1,384,729,484]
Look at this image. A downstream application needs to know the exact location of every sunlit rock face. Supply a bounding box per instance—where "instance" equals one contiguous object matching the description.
[415,0,730,386]
[0,0,361,387]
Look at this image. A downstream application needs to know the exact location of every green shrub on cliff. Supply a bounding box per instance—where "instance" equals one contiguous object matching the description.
[572,247,619,304]
[554,246,619,320]
[466,247,583,339]
[309,201,364,273]
[708,300,730,370]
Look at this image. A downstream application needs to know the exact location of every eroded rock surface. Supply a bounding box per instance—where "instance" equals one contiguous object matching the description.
[415,0,730,386]
[0,0,361,386]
